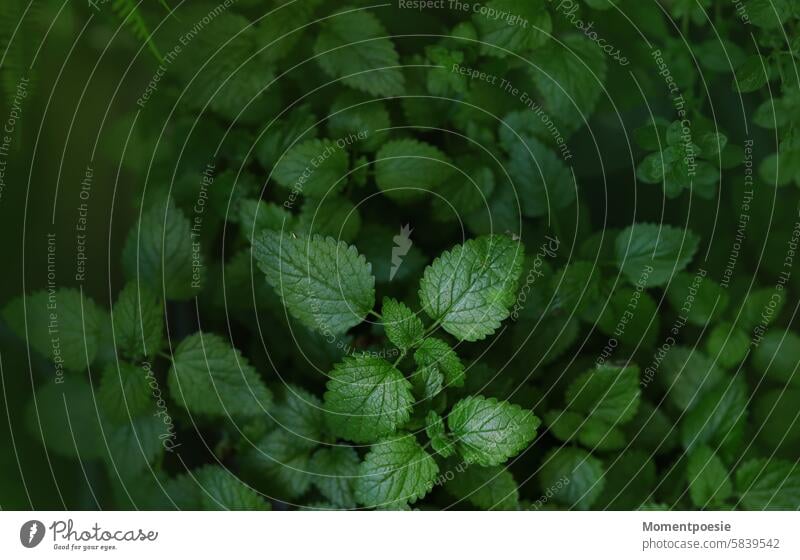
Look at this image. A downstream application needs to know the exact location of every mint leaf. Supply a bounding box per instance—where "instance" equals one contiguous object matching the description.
[565,365,641,426]
[3,288,104,372]
[734,55,768,93]
[680,375,747,457]
[105,415,165,479]
[323,355,414,443]
[666,272,728,326]
[375,139,453,203]
[616,224,699,287]
[122,198,200,300]
[411,364,443,401]
[686,445,733,507]
[246,430,313,500]
[255,104,318,169]
[112,282,163,359]
[355,434,439,508]
[705,323,750,369]
[419,234,524,341]
[506,136,576,218]
[539,447,605,510]
[195,465,271,510]
[253,231,375,336]
[382,297,424,350]
[736,458,800,510]
[327,92,390,152]
[425,410,455,458]
[473,0,551,58]
[237,199,294,240]
[661,347,726,411]
[168,332,273,417]
[297,196,361,243]
[314,8,404,97]
[595,450,657,510]
[98,362,153,424]
[271,384,326,450]
[414,337,465,388]
[531,34,607,134]
[577,419,627,451]
[310,446,360,509]
[27,379,106,459]
[272,138,349,198]
[444,461,519,510]
[448,395,540,467]
[752,330,800,386]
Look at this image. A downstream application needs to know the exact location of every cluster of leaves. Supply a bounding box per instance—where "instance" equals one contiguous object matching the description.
[3,0,800,511]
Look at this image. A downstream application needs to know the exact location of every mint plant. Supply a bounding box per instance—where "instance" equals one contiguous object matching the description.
[1,0,800,512]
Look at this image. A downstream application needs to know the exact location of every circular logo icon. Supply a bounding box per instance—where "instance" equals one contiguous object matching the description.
[20,520,45,548]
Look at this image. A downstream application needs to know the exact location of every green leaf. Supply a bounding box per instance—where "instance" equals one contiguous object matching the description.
[247,430,313,500]
[539,447,605,510]
[194,465,271,510]
[565,365,641,426]
[323,355,414,443]
[355,434,439,508]
[734,55,768,93]
[615,224,700,287]
[425,410,456,458]
[3,288,104,372]
[746,0,792,29]
[686,445,733,507]
[507,136,576,218]
[531,34,607,135]
[98,361,154,424]
[705,323,750,369]
[271,384,326,450]
[552,261,601,314]
[411,364,444,401]
[545,409,584,443]
[595,450,657,510]
[736,458,800,510]
[752,330,800,386]
[680,375,748,457]
[448,395,540,467]
[473,0,551,57]
[314,8,405,97]
[27,379,106,459]
[576,419,627,451]
[419,234,524,341]
[444,461,519,510]
[272,139,349,198]
[105,415,165,479]
[122,198,200,300]
[167,332,273,417]
[254,1,313,64]
[112,282,164,359]
[595,286,660,348]
[661,347,726,412]
[255,104,318,170]
[382,297,424,350]
[375,139,453,203]
[310,447,360,509]
[327,92,390,152]
[431,161,495,222]
[738,287,785,331]
[237,199,294,240]
[414,337,465,388]
[666,272,729,326]
[296,196,361,243]
[253,231,376,336]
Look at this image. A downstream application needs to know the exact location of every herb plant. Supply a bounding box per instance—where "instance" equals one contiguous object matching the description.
[1,0,799,511]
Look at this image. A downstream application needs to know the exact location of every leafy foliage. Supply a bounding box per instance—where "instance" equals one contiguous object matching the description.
[4,0,800,513]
